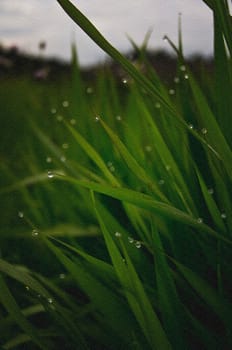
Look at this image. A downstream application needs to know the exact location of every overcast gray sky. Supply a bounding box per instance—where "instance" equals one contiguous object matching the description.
[0,0,214,66]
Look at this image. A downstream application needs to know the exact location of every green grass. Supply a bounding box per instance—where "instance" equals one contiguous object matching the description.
[0,0,232,348]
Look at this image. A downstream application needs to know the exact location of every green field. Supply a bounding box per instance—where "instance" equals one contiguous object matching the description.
[0,0,232,349]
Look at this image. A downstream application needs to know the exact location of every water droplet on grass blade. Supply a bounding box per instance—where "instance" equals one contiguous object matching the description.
[86,87,93,94]
[188,124,194,130]
[47,171,54,178]
[155,102,161,109]
[32,229,39,237]
[221,212,227,219]
[18,211,24,218]
[70,118,76,125]
[197,218,203,224]
[158,179,165,185]
[174,77,180,84]
[184,74,189,80]
[135,241,142,249]
[95,116,100,122]
[59,273,66,279]
[46,156,52,163]
[62,100,69,108]
[122,78,128,84]
[115,232,122,238]
[62,143,69,149]
[201,128,208,135]
[47,298,53,304]
[145,145,152,152]
[180,65,186,71]
[208,188,214,195]
[56,115,63,122]
[60,156,66,163]
[128,237,134,243]
[51,108,56,114]
[169,89,175,95]
[116,115,122,121]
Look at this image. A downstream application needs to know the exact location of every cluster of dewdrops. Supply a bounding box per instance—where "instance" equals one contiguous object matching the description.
[115,232,142,249]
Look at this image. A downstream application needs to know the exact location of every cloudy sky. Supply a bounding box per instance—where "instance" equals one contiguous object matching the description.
[0,0,214,66]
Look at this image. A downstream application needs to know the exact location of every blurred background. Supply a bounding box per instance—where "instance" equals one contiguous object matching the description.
[0,0,214,67]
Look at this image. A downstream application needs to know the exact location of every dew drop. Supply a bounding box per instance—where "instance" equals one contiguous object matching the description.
[56,115,63,122]
[163,35,168,42]
[208,188,214,195]
[70,118,76,125]
[59,273,66,279]
[128,237,134,244]
[155,102,161,109]
[47,298,53,304]
[86,87,93,94]
[109,166,115,172]
[180,65,186,71]
[221,212,227,219]
[62,100,69,108]
[116,115,122,121]
[165,165,171,171]
[32,229,39,237]
[46,156,52,163]
[158,179,165,185]
[201,128,208,135]
[115,232,122,238]
[145,145,152,152]
[18,211,24,218]
[60,156,66,163]
[25,286,30,291]
[47,171,54,179]
[197,218,203,224]
[62,143,69,149]
[184,74,189,80]
[95,116,100,122]
[188,124,194,130]
[122,78,128,84]
[169,89,175,95]
[174,77,180,84]
[51,108,57,114]
[107,161,113,167]
[135,241,142,249]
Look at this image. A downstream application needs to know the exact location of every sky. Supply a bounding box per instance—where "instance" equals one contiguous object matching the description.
[0,0,214,67]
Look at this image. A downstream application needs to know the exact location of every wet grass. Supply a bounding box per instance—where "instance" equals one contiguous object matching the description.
[0,0,232,348]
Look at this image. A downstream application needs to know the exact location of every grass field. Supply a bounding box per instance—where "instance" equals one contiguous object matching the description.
[0,0,232,349]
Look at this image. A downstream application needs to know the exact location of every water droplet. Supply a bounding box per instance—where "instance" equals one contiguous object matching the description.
[18,211,24,218]
[109,166,115,172]
[155,102,161,109]
[135,241,142,249]
[158,179,165,185]
[47,171,54,179]
[60,156,66,163]
[46,156,52,163]
[180,65,186,71]
[62,143,69,149]
[163,35,168,42]
[184,74,189,80]
[59,273,66,279]
[25,286,30,291]
[95,116,100,122]
[51,108,56,114]
[86,87,93,94]
[107,161,113,167]
[174,77,180,84]
[201,128,208,135]
[208,188,214,195]
[70,118,76,125]
[145,145,152,152]
[116,115,122,121]
[188,124,194,130]
[122,78,128,84]
[165,165,171,171]
[221,212,227,219]
[128,237,134,243]
[169,89,175,95]
[32,229,39,237]
[115,232,122,238]
[56,115,63,122]
[197,218,203,224]
[47,298,53,304]
[62,100,69,108]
